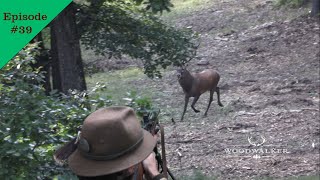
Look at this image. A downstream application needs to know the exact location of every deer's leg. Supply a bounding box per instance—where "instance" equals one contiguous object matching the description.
[216,87,223,107]
[181,96,190,121]
[191,96,200,113]
[204,90,214,116]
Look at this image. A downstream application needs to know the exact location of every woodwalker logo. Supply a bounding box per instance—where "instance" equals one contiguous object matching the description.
[225,134,290,159]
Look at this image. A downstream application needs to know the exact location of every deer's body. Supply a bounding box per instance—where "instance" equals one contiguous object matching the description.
[177,68,223,121]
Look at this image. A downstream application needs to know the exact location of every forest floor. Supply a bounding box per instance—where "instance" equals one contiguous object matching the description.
[84,0,320,179]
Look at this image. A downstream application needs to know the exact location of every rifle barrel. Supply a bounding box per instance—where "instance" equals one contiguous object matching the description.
[160,125,168,179]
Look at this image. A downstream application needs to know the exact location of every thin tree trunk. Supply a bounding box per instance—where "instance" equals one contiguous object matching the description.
[31,32,51,95]
[50,3,86,93]
[311,0,319,17]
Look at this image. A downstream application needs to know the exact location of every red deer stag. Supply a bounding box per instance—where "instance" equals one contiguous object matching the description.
[177,68,223,121]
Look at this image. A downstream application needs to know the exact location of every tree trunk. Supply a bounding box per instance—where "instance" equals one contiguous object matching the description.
[50,3,86,94]
[31,32,51,95]
[311,0,319,17]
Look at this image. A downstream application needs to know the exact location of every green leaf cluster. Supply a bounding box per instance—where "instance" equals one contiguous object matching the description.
[143,0,174,14]
[123,90,154,117]
[77,0,198,78]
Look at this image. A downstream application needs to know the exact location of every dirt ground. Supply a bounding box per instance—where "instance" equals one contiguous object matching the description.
[91,0,320,179]
[152,1,319,179]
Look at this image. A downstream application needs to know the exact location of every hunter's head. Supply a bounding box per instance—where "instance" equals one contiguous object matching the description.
[55,106,156,179]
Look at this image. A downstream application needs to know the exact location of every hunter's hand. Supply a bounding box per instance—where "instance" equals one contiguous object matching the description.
[142,152,160,179]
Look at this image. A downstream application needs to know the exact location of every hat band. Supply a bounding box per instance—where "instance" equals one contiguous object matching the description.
[78,131,144,161]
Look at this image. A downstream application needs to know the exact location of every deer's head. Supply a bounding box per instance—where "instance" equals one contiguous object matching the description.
[176,67,188,80]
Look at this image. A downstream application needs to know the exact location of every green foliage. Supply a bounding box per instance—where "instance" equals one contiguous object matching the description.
[77,0,198,78]
[124,91,154,117]
[83,61,103,76]
[143,0,174,14]
[82,0,174,14]
[53,171,78,180]
[274,0,307,8]
[0,44,111,179]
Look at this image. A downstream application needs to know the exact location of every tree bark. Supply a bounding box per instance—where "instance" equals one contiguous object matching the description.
[31,32,51,95]
[311,0,319,17]
[50,3,86,93]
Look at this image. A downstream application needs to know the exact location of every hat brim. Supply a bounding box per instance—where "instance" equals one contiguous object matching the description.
[68,129,156,177]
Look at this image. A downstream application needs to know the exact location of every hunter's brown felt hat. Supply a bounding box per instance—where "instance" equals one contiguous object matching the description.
[68,106,156,177]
